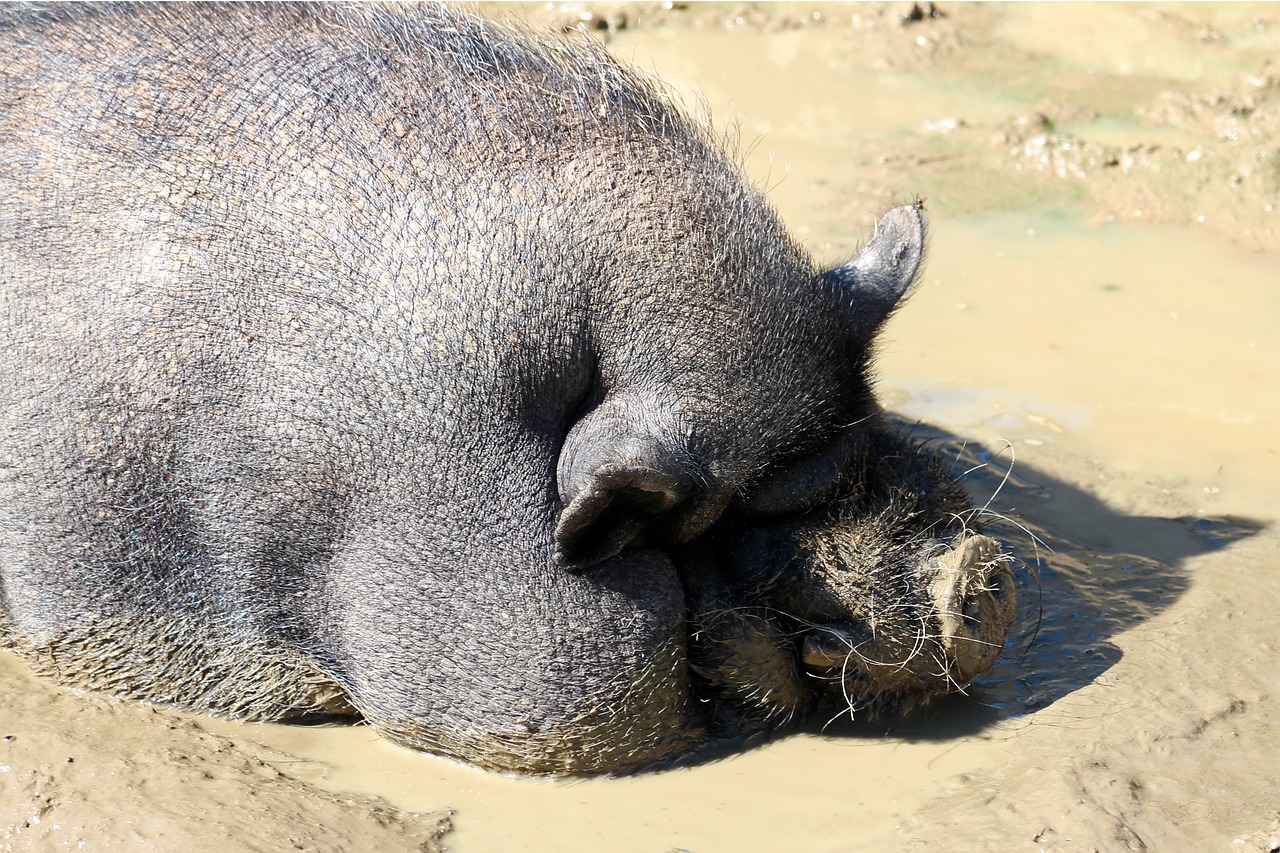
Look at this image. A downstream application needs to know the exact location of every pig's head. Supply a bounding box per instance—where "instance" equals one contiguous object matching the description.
[551,194,1015,730]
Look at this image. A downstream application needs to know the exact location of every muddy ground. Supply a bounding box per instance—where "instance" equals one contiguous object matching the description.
[3,3,1279,851]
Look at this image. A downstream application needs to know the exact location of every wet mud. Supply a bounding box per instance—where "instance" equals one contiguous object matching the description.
[4,3,1280,851]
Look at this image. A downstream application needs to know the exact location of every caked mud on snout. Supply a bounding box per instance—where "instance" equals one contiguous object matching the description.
[681,424,1017,735]
[797,534,1014,709]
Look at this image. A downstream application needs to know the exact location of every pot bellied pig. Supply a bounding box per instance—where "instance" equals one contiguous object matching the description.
[0,3,1016,774]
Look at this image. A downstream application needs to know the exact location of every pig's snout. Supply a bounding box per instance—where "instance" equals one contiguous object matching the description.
[797,534,1016,702]
[930,535,1017,682]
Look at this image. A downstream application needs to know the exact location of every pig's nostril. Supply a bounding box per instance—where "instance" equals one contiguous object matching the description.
[961,568,1008,632]
[929,536,1017,683]
[987,569,1009,600]
[962,595,984,632]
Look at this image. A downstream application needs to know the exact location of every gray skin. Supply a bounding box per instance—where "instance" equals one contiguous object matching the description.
[0,3,1015,774]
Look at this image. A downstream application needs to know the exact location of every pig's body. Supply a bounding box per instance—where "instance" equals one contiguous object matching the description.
[0,3,1014,774]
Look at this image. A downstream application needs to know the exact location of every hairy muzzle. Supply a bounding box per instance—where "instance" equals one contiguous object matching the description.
[799,534,1016,700]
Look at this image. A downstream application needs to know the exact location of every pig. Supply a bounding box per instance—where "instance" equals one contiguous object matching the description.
[0,2,1015,775]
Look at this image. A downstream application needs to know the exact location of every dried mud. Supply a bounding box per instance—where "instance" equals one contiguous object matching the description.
[0,652,451,852]
[4,3,1280,852]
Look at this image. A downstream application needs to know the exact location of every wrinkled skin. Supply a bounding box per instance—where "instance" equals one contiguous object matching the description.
[0,3,1014,775]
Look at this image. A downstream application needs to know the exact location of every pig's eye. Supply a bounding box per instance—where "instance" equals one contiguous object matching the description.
[741,429,863,517]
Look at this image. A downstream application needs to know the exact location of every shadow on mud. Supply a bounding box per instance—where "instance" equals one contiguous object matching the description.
[796,418,1266,744]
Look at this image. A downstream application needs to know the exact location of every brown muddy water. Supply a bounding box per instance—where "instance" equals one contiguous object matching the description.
[4,3,1280,851]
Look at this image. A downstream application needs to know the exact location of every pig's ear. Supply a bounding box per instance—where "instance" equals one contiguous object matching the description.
[823,202,926,335]
[554,398,695,571]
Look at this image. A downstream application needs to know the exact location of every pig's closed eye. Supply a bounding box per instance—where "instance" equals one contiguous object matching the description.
[741,430,862,517]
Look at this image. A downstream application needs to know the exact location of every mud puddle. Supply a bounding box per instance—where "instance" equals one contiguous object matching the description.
[5,3,1280,851]
[204,698,1022,852]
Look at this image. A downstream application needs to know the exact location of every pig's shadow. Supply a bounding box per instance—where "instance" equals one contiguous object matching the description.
[795,418,1266,744]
